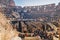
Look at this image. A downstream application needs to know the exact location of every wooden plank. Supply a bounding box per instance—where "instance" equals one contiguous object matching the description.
[24,37,40,40]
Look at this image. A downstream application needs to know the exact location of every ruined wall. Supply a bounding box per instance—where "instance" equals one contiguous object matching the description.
[9,0,15,6]
[0,0,15,6]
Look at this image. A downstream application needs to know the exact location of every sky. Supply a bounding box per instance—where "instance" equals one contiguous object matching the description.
[14,0,60,7]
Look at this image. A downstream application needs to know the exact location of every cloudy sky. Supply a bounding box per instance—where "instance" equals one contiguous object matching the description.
[14,0,60,7]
